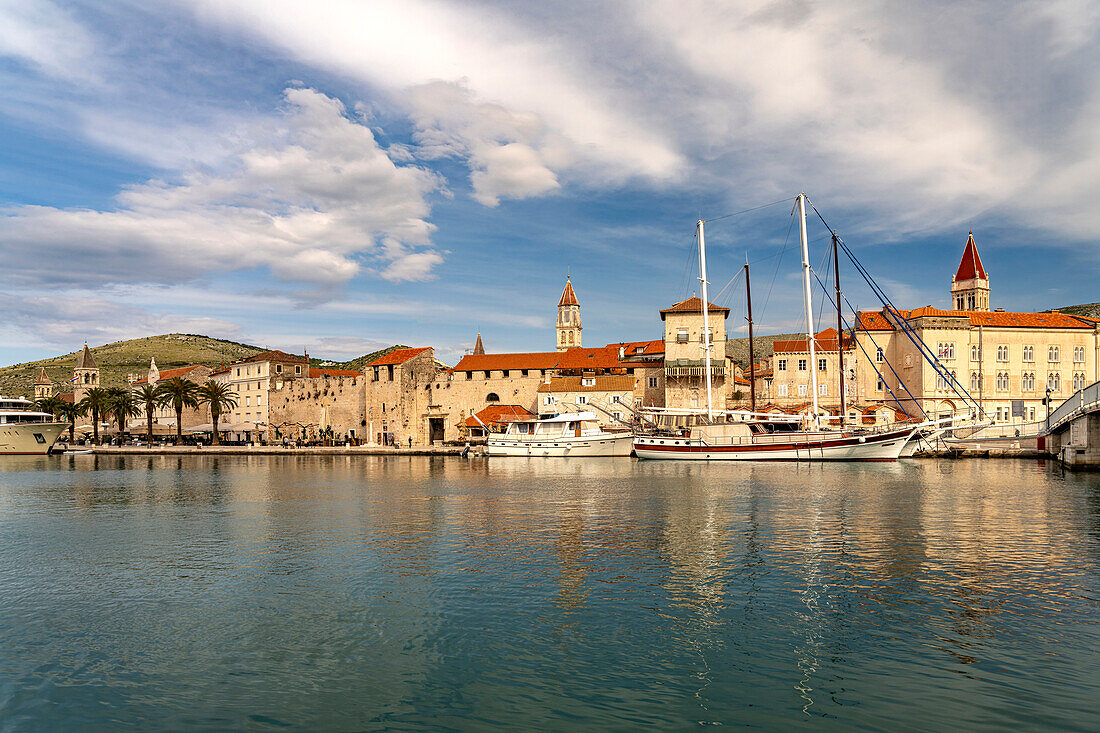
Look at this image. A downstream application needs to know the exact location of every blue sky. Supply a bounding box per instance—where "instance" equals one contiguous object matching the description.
[1,0,1098,367]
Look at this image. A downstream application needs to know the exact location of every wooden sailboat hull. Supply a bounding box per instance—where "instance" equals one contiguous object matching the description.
[633,426,916,461]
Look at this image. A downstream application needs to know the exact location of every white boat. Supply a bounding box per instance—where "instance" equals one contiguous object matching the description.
[0,395,69,455]
[486,411,635,457]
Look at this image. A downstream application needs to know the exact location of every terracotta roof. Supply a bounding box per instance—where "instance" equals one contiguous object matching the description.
[35,368,51,385]
[365,347,431,367]
[558,279,579,307]
[857,307,1096,331]
[133,365,203,385]
[610,339,665,357]
[452,351,562,372]
[74,342,97,370]
[309,368,361,378]
[772,329,852,353]
[461,404,536,428]
[555,345,635,371]
[954,232,987,281]
[537,375,635,393]
[240,349,308,365]
[660,296,730,320]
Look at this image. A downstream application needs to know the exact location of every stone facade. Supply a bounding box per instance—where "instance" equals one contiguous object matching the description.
[536,375,635,427]
[660,297,731,411]
[365,347,442,446]
[268,372,365,442]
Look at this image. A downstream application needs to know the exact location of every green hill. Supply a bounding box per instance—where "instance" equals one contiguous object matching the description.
[326,345,411,372]
[0,334,265,397]
[1052,303,1100,318]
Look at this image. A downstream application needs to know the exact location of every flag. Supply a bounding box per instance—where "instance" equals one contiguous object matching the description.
[69,376,78,383]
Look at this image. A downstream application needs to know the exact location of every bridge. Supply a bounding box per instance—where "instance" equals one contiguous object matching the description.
[1044,379,1100,468]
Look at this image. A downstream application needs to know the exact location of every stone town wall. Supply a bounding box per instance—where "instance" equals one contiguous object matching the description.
[269,374,365,442]
[365,350,440,446]
[428,371,545,443]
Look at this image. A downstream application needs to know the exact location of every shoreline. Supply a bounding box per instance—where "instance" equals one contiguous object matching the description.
[69,445,479,456]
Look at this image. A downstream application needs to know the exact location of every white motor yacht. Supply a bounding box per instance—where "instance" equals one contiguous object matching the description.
[0,395,69,455]
[486,411,634,457]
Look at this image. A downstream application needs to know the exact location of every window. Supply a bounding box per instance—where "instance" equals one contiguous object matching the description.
[875,347,884,363]
[971,345,981,361]
[798,384,807,396]
[818,358,827,371]
[648,377,658,389]
[937,342,955,360]
[235,368,241,377]
[996,407,1003,421]
[611,395,622,403]
[677,329,689,343]
[612,411,623,421]
[294,365,301,374]
[276,364,282,374]
[521,370,529,377]
[486,393,500,402]
[544,395,555,405]
[970,373,978,391]
[245,396,251,406]
[997,345,1008,362]
[1049,346,1059,362]
[1074,346,1085,363]
[1022,373,1035,391]
[996,373,1008,391]
[257,395,263,406]
[798,359,807,371]
[876,376,884,392]
[1048,373,1060,391]
[777,384,788,397]
[777,359,788,371]
[818,383,828,396]
[577,395,588,404]
[704,329,714,344]
[581,377,595,386]
[1023,345,1034,362]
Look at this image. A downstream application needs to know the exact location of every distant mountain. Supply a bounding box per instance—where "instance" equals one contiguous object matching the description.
[726,333,803,367]
[1051,303,1100,318]
[327,345,411,372]
[0,334,265,397]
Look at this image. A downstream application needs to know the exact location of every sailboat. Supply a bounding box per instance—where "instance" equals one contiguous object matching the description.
[633,193,934,461]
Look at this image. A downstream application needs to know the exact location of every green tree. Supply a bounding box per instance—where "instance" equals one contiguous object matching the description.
[78,387,110,444]
[34,395,65,419]
[106,387,142,440]
[196,381,238,445]
[135,384,164,445]
[55,401,87,443]
[155,377,200,445]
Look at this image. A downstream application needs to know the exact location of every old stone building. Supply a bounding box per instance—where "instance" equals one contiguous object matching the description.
[72,342,99,403]
[660,297,731,412]
[131,361,213,430]
[364,347,439,445]
[34,368,52,400]
[268,367,364,442]
[536,375,635,426]
[556,278,581,351]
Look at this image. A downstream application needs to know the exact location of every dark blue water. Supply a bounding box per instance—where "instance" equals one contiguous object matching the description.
[0,455,1098,730]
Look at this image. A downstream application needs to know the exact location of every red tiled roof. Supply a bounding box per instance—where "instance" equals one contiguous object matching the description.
[660,296,730,320]
[309,368,360,378]
[857,307,1096,330]
[240,349,309,364]
[537,375,635,393]
[555,345,634,371]
[365,347,431,367]
[461,404,536,427]
[133,365,203,385]
[954,232,987,281]
[609,339,665,357]
[772,329,852,353]
[452,351,562,372]
[558,279,579,306]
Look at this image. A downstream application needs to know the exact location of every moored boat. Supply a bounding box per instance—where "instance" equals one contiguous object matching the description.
[0,395,69,455]
[486,411,634,457]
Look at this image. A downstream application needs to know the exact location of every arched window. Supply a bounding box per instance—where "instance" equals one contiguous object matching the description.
[970,373,978,391]
[486,393,500,403]
[568,331,574,345]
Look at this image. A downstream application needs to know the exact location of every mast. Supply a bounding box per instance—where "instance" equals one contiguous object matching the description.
[697,219,714,421]
[833,231,844,427]
[745,258,756,414]
[797,194,819,427]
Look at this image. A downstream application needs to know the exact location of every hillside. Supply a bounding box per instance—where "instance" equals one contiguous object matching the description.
[726,333,803,367]
[0,334,265,397]
[1052,303,1100,318]
[326,345,411,372]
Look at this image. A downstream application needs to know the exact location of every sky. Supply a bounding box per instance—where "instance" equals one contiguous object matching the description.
[1,0,1098,367]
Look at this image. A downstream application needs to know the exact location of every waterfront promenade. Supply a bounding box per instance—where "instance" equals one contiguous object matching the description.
[83,444,475,456]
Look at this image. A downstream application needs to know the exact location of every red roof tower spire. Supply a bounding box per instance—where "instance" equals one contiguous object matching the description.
[951,231,990,311]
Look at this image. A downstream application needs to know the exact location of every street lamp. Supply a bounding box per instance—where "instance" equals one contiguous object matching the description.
[1045,386,1053,431]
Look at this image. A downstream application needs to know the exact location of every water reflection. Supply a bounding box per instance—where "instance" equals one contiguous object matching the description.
[0,455,1097,729]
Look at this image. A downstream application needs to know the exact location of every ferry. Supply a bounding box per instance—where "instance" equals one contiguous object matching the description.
[0,396,69,455]
[486,411,635,457]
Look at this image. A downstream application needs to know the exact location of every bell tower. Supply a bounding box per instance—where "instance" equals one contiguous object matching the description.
[34,368,52,400]
[556,278,581,352]
[951,231,990,312]
[73,341,99,402]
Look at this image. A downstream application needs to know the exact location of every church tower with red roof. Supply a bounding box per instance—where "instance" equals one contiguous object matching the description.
[951,231,990,312]
[556,278,581,352]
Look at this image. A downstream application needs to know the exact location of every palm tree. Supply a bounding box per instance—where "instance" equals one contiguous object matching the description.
[155,377,200,445]
[197,381,238,445]
[56,401,87,443]
[78,387,110,444]
[135,384,164,444]
[106,387,142,440]
[34,395,65,419]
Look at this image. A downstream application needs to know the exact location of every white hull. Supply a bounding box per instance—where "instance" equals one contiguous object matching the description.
[487,432,635,457]
[634,427,916,462]
[0,421,68,455]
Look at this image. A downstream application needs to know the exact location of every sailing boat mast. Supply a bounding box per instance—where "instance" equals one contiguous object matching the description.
[833,231,844,427]
[697,219,714,421]
[745,257,756,414]
[797,194,819,426]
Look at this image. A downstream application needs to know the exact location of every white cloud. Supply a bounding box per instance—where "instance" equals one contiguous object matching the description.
[0,0,98,82]
[0,87,444,288]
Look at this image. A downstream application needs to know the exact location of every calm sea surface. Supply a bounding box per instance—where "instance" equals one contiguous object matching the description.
[0,455,1098,730]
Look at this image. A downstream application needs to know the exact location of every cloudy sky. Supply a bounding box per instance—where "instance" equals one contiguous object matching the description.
[1,0,1098,366]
